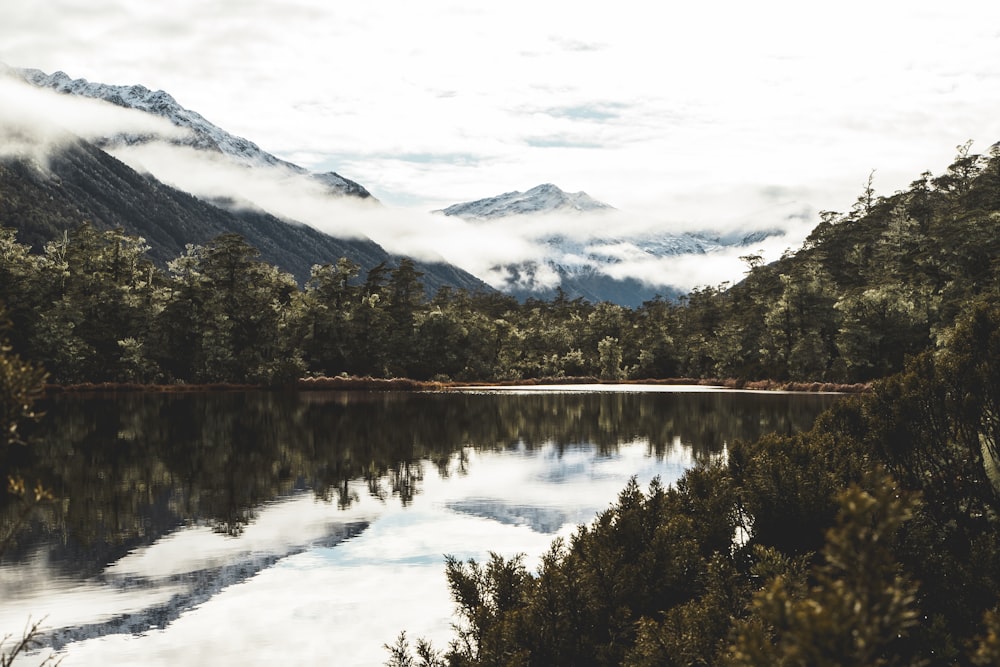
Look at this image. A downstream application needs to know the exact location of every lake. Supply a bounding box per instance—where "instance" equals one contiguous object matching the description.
[0,386,840,666]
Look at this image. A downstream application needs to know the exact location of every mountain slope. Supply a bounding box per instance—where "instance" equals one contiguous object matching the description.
[0,135,489,293]
[12,67,374,200]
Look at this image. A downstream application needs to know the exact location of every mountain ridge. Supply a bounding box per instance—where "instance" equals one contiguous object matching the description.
[1,65,491,293]
[437,184,787,306]
[0,131,489,294]
[435,183,613,220]
[11,66,374,200]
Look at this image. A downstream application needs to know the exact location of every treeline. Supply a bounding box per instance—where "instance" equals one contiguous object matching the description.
[0,223,648,385]
[3,144,1000,386]
[697,141,1000,382]
[387,298,1000,666]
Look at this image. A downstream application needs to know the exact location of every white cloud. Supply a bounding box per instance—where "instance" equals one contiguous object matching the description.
[11,441,690,667]
[0,75,187,161]
[108,136,815,290]
[106,141,557,281]
[7,0,1000,216]
[599,237,796,292]
[2,0,1000,291]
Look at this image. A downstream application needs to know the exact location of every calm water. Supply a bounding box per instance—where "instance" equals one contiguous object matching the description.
[0,386,839,666]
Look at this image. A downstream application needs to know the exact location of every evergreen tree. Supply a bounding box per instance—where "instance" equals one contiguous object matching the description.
[157,233,302,384]
[300,258,361,374]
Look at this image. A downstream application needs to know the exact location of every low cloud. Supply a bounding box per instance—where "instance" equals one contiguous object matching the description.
[0,74,187,161]
[3,77,813,297]
[598,233,796,292]
[108,141,555,283]
[117,137,809,294]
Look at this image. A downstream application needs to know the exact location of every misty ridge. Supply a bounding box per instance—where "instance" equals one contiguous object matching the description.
[4,62,1000,389]
[0,66,813,300]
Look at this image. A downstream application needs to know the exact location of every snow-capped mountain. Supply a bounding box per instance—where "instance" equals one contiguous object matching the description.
[0,64,493,294]
[12,67,373,199]
[435,183,613,219]
[437,185,787,305]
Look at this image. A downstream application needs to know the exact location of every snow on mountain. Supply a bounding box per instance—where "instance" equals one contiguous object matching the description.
[12,67,374,199]
[502,230,779,305]
[435,183,613,219]
[436,185,786,304]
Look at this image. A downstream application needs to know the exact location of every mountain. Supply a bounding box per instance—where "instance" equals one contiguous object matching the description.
[0,67,491,293]
[507,231,784,306]
[438,184,786,306]
[0,134,488,293]
[435,183,613,219]
[11,66,374,200]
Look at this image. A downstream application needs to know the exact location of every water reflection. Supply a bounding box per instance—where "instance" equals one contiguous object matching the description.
[6,390,833,554]
[0,388,837,665]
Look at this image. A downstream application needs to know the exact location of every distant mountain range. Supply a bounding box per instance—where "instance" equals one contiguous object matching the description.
[437,184,785,306]
[3,65,790,306]
[0,66,489,294]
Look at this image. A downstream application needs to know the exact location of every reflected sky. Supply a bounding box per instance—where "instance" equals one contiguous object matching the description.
[0,388,837,666]
[5,443,688,666]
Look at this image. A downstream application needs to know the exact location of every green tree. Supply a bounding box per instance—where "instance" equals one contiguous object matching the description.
[446,552,534,667]
[0,227,43,357]
[384,259,426,376]
[759,263,838,380]
[384,631,446,667]
[675,285,726,377]
[833,285,927,381]
[597,336,625,380]
[157,234,303,384]
[29,224,160,382]
[931,140,986,214]
[349,262,394,376]
[299,258,361,374]
[728,476,921,667]
[632,297,679,379]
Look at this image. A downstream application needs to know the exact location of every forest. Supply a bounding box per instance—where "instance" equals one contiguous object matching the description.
[2,140,1000,664]
[2,145,999,388]
[379,296,1000,667]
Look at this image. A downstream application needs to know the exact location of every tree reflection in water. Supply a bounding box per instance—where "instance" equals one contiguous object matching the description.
[1,389,837,574]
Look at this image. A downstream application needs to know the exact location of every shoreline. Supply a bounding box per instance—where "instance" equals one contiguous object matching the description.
[43,376,872,395]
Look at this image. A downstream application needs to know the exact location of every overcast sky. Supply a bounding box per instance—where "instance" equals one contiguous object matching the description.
[3,1,1000,287]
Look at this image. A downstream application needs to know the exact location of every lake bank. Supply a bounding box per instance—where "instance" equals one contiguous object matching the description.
[43,375,872,395]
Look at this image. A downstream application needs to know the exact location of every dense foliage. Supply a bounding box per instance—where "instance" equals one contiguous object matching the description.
[3,145,999,386]
[378,144,1000,665]
[385,299,1000,666]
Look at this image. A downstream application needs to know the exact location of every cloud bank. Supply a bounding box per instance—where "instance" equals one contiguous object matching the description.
[0,75,813,293]
[109,136,812,292]
[5,0,1000,219]
[0,74,186,161]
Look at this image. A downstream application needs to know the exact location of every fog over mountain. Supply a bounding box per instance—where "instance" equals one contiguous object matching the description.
[0,68,490,293]
[12,66,374,200]
[437,184,796,304]
[2,66,814,303]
